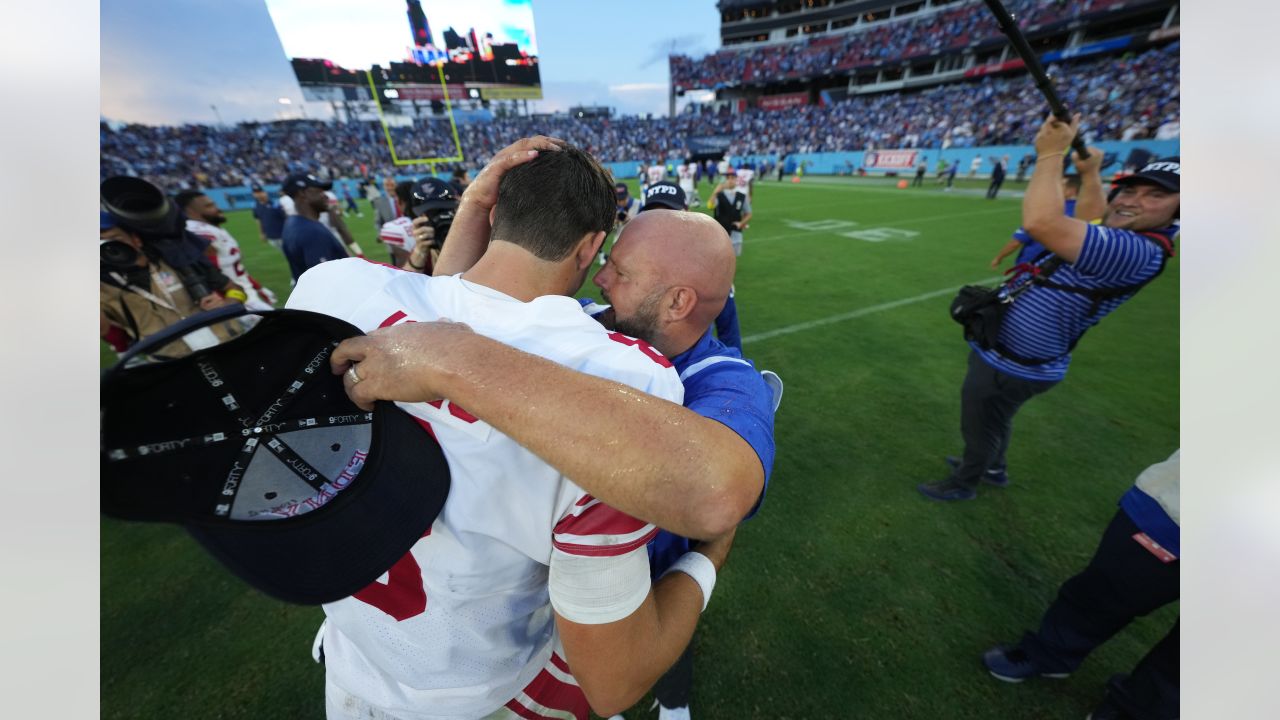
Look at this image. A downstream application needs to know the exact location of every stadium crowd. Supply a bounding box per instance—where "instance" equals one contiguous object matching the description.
[672,0,1133,89]
[100,44,1177,190]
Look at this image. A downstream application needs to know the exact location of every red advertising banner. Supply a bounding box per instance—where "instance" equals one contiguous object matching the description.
[963,58,1026,78]
[759,92,809,111]
[863,149,919,170]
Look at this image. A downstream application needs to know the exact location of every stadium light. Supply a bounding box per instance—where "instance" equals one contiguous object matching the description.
[278,98,292,104]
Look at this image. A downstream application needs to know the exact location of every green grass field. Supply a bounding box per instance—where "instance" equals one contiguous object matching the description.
[101,175,1178,719]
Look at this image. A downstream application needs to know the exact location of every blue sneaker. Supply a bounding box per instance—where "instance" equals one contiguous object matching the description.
[917,479,977,502]
[945,456,1010,487]
[982,645,1071,683]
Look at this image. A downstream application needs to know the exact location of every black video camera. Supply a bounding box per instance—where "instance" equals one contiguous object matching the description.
[100,176,212,298]
[407,177,459,248]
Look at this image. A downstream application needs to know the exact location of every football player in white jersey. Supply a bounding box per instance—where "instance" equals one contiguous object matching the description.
[288,141,733,720]
[175,191,276,310]
[644,162,666,194]
[677,162,701,208]
[377,181,416,267]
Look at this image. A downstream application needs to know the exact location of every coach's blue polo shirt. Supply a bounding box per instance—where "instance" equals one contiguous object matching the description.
[282,215,348,281]
[973,221,1177,383]
[646,329,777,576]
[253,199,287,239]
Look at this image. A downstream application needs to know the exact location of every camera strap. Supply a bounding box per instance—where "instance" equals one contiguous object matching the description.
[108,270,181,314]
[108,268,224,352]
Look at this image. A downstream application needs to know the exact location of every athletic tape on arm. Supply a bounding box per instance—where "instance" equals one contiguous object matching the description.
[549,545,652,624]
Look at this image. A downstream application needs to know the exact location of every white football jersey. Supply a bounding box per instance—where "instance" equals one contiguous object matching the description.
[285,259,683,720]
[646,165,666,185]
[677,164,695,191]
[185,219,275,310]
[379,216,414,252]
[736,168,754,185]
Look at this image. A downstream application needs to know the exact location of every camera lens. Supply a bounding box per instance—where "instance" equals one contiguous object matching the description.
[101,176,181,236]
[100,239,140,270]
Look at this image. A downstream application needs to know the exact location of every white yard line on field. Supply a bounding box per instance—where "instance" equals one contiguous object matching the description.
[743,276,1002,344]
[749,205,1015,245]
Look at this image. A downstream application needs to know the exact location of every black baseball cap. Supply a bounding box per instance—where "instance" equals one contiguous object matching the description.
[1114,157,1179,192]
[615,182,630,199]
[641,181,687,212]
[101,306,450,605]
[281,173,333,197]
[410,177,459,218]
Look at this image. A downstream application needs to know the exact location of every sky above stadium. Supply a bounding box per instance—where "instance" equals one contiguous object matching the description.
[101,0,721,125]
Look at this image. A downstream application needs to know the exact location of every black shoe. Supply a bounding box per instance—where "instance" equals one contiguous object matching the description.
[917,479,977,502]
[982,645,1071,682]
[945,456,1010,487]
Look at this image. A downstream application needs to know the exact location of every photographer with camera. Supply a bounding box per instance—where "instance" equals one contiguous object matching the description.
[377,177,459,274]
[922,114,1179,502]
[99,177,246,357]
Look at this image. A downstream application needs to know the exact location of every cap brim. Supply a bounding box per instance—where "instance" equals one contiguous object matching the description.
[188,400,448,605]
[101,309,451,606]
[1113,173,1178,192]
[640,200,684,212]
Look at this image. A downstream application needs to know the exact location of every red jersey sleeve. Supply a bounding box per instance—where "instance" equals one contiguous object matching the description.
[552,495,656,557]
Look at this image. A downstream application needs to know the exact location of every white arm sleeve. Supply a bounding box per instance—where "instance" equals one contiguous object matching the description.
[548,545,652,625]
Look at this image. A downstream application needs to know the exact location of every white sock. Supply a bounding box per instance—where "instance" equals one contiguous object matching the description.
[658,704,691,720]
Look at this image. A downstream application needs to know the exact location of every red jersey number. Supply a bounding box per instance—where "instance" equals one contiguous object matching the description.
[352,529,431,621]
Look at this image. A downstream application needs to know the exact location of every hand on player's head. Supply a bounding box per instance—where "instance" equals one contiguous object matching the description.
[463,135,565,212]
[1034,112,1081,156]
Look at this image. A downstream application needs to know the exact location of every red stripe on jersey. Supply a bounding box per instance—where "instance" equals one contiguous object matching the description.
[447,402,478,423]
[505,658,589,720]
[549,652,572,675]
[502,700,550,720]
[606,332,673,368]
[413,417,437,442]
[378,310,407,328]
[554,502,649,539]
[553,526,658,558]
[574,494,595,507]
